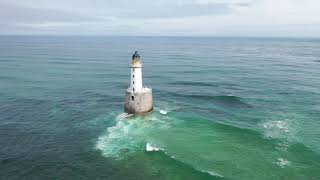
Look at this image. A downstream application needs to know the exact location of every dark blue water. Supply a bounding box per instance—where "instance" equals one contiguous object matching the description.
[1,36,320,179]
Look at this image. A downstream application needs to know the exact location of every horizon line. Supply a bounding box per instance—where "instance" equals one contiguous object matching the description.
[0,34,320,39]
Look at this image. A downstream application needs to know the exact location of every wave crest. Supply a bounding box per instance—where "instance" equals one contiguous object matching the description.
[275,158,291,168]
[146,143,163,152]
[95,112,171,158]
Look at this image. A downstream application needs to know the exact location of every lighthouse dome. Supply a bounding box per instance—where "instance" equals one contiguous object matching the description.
[132,51,140,60]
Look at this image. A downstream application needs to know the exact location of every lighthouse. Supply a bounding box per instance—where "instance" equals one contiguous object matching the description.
[124,51,153,114]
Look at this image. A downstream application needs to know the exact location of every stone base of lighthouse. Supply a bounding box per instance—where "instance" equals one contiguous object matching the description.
[124,88,153,114]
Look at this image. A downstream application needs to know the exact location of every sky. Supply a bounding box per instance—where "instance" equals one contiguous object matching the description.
[1,0,320,37]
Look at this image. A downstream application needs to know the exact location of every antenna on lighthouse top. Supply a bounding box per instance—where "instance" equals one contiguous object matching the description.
[132,51,140,60]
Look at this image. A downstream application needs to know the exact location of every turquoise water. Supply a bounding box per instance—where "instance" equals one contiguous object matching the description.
[1,36,320,179]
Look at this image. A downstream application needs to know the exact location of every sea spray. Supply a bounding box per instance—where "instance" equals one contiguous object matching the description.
[159,110,168,115]
[96,111,171,158]
[275,158,291,168]
[146,143,162,152]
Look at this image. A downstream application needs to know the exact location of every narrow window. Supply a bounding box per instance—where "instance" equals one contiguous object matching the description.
[131,96,134,101]
[133,69,135,72]
[133,75,135,78]
[133,88,135,92]
[133,81,134,84]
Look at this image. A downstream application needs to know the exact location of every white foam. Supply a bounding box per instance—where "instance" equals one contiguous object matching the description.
[201,170,223,178]
[146,143,162,152]
[116,113,129,121]
[276,141,289,152]
[275,158,291,167]
[160,110,168,115]
[262,120,290,132]
[96,112,172,158]
[96,119,133,158]
[260,119,294,140]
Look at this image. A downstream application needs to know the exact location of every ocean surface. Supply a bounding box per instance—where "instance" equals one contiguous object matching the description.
[0,36,320,180]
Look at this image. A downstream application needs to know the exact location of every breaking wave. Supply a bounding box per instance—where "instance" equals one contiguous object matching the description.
[146,143,163,152]
[159,110,167,115]
[95,112,171,158]
[275,158,291,168]
[260,118,296,141]
[201,170,224,178]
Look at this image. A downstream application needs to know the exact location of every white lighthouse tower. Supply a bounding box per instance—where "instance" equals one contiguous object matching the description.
[124,51,153,114]
[130,51,143,92]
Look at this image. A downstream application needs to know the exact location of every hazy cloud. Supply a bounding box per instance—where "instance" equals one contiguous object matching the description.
[1,0,320,37]
[0,2,104,23]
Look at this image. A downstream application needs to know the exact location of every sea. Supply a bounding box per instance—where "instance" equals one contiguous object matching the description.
[0,36,320,180]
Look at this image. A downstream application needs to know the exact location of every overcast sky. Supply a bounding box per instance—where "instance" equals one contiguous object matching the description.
[1,0,320,37]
